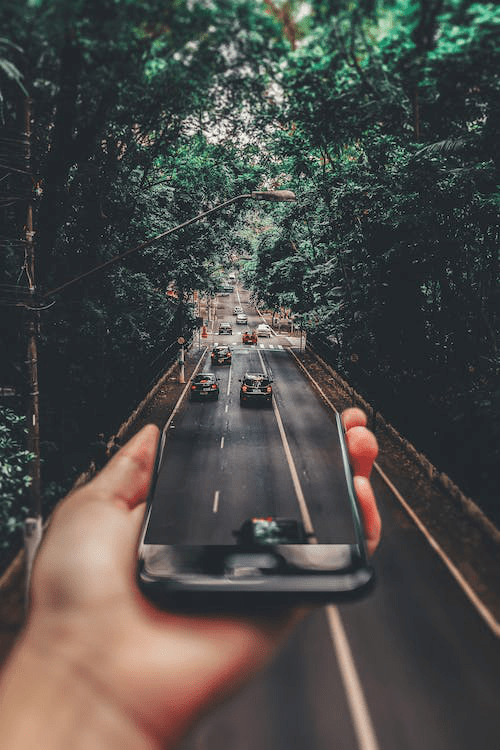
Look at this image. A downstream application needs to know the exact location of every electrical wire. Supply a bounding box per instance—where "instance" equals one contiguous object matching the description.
[20,299,56,311]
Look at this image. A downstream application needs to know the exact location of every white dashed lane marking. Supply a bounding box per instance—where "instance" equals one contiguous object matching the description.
[212,490,220,513]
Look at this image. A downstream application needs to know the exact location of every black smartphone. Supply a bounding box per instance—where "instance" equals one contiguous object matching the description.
[137,411,374,610]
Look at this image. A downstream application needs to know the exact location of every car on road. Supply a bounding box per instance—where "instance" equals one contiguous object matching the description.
[239,372,273,406]
[236,313,248,325]
[242,330,257,345]
[189,373,220,401]
[233,517,309,546]
[218,322,233,335]
[211,345,232,366]
[233,306,243,315]
[228,272,236,281]
[256,323,272,338]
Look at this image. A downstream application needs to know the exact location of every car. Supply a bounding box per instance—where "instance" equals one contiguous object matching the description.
[236,313,248,325]
[228,272,236,281]
[218,322,233,335]
[233,517,309,546]
[211,345,232,366]
[256,323,272,338]
[239,372,273,406]
[189,373,219,401]
[242,330,257,345]
[233,306,243,315]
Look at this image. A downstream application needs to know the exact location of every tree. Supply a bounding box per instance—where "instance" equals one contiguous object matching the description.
[247,0,500,519]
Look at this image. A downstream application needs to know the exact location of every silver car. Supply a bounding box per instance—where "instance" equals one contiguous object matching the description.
[256,323,271,337]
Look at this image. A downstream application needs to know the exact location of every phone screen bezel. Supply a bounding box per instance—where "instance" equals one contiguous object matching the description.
[137,411,374,605]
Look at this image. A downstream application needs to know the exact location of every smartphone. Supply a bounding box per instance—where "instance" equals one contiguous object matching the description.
[137,411,374,610]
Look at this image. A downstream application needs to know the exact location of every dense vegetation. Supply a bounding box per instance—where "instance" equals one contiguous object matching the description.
[246,0,500,522]
[0,0,498,560]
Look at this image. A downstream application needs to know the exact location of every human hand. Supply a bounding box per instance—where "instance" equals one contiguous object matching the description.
[0,408,379,750]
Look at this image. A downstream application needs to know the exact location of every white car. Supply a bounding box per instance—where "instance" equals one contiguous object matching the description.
[236,313,248,325]
[257,323,272,338]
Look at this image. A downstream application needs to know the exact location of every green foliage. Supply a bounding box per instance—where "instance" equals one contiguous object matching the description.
[0,37,28,121]
[0,0,290,505]
[1,0,499,529]
[0,409,32,550]
[245,0,500,519]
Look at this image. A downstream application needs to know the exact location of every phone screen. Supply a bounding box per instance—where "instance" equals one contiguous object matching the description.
[139,401,369,597]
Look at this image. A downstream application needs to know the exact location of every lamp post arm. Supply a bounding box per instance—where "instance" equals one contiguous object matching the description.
[43,193,253,299]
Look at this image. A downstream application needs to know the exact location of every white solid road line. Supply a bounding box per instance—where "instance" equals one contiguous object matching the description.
[163,350,208,434]
[212,490,220,513]
[326,607,380,750]
[376,464,500,638]
[227,365,232,396]
[272,399,316,538]
[271,391,379,750]
[287,346,500,639]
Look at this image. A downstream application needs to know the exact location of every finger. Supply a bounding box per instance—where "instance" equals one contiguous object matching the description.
[342,407,367,431]
[345,425,378,479]
[92,424,159,510]
[33,427,159,606]
[354,476,381,555]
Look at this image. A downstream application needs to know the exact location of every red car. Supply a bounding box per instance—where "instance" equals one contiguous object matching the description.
[242,330,257,345]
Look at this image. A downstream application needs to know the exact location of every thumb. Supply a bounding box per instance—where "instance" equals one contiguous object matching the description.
[92,424,160,510]
[32,425,159,608]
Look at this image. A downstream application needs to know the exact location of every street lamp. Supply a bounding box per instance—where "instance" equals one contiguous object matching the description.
[251,190,296,202]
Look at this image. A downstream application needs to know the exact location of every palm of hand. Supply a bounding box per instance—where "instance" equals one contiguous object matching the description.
[28,410,378,748]
[30,427,297,747]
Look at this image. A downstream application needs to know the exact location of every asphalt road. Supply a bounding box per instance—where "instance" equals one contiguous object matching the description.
[148,286,500,750]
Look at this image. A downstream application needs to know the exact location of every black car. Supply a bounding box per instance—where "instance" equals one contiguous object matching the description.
[190,373,219,401]
[239,372,273,406]
[233,517,309,546]
[211,345,232,366]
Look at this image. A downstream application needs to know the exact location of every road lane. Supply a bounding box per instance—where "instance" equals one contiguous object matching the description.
[338,469,500,750]
[146,344,304,545]
[146,339,359,547]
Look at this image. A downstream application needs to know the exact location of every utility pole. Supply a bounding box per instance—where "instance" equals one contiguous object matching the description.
[23,97,43,603]
[177,298,185,384]
[178,338,185,384]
